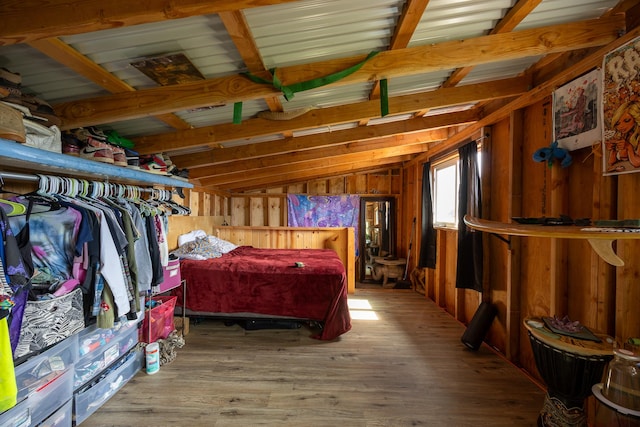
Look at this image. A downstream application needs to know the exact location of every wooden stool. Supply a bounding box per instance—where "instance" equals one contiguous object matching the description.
[372,257,406,287]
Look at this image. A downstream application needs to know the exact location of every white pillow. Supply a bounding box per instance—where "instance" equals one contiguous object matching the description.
[205,235,238,254]
[178,229,207,247]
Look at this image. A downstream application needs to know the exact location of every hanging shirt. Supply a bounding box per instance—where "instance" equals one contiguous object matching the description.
[127,202,153,293]
[154,213,169,267]
[67,198,131,323]
[9,205,81,294]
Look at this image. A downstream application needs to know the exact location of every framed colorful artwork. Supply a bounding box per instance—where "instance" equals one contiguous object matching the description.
[602,35,640,176]
[552,68,601,152]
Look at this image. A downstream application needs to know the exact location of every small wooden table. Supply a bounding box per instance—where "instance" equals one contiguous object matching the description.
[524,318,614,427]
[371,257,406,287]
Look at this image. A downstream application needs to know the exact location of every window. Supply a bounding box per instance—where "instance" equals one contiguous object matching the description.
[432,156,459,228]
[431,145,482,229]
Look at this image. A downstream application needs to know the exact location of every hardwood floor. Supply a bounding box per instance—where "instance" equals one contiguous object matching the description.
[80,288,545,427]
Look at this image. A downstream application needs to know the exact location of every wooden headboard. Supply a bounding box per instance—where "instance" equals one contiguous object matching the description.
[167,216,356,294]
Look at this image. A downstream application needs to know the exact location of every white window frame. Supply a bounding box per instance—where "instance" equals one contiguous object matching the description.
[432,155,459,230]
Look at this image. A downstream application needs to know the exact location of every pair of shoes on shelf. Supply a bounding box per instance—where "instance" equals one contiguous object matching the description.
[68,127,130,166]
[88,127,128,167]
[139,153,190,179]
[139,154,168,174]
[81,136,115,164]
[162,153,190,180]
[162,153,178,175]
[172,167,189,181]
[125,148,140,170]
[69,128,114,164]
[61,132,83,156]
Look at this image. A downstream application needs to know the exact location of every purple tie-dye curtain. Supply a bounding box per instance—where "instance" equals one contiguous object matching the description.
[287,194,360,255]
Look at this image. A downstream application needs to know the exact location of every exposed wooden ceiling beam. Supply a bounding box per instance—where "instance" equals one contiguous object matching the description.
[27,37,192,130]
[368,0,430,102]
[192,138,433,179]
[209,159,407,192]
[0,0,301,46]
[441,0,543,88]
[172,113,464,169]
[53,16,623,129]
[408,22,640,167]
[133,77,524,154]
[218,9,284,114]
[199,155,412,191]
[528,0,638,86]
[423,0,543,122]
[389,0,431,49]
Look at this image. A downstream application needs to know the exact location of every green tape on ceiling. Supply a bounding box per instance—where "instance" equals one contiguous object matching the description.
[380,78,389,117]
[243,51,379,101]
[233,102,243,124]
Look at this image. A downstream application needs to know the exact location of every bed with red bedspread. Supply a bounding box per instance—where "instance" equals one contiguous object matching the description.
[171,246,351,340]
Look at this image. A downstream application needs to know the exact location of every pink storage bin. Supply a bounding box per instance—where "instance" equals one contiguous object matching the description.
[158,258,181,293]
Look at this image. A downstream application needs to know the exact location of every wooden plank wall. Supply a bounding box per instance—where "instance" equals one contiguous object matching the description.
[404,93,640,389]
[185,169,403,251]
[189,171,401,220]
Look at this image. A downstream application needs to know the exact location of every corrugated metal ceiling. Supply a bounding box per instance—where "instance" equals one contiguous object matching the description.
[0,0,621,135]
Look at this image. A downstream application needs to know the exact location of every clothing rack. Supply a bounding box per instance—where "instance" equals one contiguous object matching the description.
[1,171,170,196]
[0,171,190,214]
[0,171,39,183]
[0,139,194,189]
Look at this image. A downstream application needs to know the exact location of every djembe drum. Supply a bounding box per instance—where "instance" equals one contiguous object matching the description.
[525,318,614,427]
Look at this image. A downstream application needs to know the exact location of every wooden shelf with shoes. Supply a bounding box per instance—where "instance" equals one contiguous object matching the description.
[0,138,194,189]
[464,215,640,267]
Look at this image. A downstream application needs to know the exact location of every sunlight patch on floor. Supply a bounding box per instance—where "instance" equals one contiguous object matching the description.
[348,298,378,320]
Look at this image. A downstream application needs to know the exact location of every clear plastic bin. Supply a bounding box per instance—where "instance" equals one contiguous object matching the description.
[73,349,142,425]
[0,396,30,427]
[39,398,72,427]
[74,322,138,389]
[25,368,72,427]
[14,334,77,402]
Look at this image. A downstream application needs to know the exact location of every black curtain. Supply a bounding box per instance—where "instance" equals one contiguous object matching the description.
[455,141,483,291]
[418,162,437,269]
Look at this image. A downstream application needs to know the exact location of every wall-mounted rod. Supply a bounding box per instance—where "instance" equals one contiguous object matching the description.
[0,171,40,182]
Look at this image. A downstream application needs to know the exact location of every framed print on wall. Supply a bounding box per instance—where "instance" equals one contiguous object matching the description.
[602,35,640,176]
[553,68,602,152]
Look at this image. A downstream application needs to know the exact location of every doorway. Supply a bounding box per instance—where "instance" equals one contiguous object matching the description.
[359,197,396,282]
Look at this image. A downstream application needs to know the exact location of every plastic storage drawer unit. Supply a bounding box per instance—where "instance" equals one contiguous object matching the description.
[73,349,143,425]
[39,398,72,427]
[14,333,77,402]
[74,322,139,389]
[0,396,30,427]
[0,369,73,427]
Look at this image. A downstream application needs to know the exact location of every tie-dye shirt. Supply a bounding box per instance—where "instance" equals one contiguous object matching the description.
[10,206,82,291]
